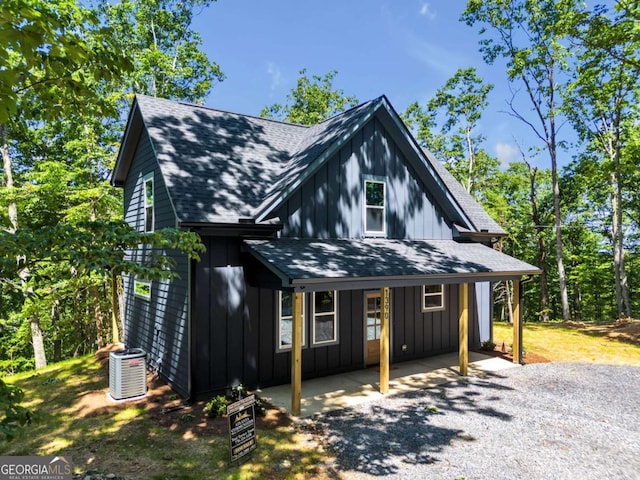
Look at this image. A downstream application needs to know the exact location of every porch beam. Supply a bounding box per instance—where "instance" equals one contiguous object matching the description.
[459,283,468,376]
[291,292,303,416]
[513,280,522,364]
[380,287,390,394]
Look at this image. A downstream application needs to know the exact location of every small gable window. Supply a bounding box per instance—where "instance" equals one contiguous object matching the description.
[134,278,151,301]
[144,172,154,232]
[312,291,338,346]
[422,285,444,311]
[278,291,306,351]
[364,178,386,235]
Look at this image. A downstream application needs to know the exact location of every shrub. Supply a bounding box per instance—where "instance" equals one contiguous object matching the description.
[480,340,496,351]
[0,379,31,441]
[204,395,228,418]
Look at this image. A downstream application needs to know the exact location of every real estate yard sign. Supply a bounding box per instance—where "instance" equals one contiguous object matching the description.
[227,395,257,462]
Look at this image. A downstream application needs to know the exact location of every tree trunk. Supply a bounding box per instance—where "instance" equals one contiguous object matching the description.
[30,316,47,369]
[51,299,62,362]
[526,163,550,322]
[505,280,514,325]
[612,154,631,318]
[91,284,105,348]
[111,270,121,344]
[2,124,48,368]
[465,125,475,194]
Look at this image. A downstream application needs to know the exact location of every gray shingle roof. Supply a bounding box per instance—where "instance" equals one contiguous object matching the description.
[135,95,309,223]
[245,238,540,289]
[421,149,505,235]
[125,94,504,234]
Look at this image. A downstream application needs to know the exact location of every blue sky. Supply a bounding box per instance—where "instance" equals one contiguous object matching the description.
[191,1,555,168]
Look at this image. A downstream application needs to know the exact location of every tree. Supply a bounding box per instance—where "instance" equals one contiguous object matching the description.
[404,67,497,198]
[462,0,584,321]
[1,0,221,373]
[100,0,224,103]
[0,0,131,368]
[565,3,639,318]
[261,69,358,125]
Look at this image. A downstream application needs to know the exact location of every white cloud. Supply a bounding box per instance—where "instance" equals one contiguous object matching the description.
[407,39,459,77]
[266,62,283,91]
[495,142,520,167]
[418,2,436,20]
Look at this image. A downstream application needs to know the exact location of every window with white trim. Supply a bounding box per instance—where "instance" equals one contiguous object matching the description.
[278,291,306,351]
[312,291,338,345]
[422,285,444,311]
[143,172,154,232]
[364,178,386,235]
[134,278,151,301]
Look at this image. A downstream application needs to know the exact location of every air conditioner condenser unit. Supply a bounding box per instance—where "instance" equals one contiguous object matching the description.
[109,348,147,400]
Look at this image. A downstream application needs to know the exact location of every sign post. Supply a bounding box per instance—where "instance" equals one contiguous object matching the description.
[227,395,257,463]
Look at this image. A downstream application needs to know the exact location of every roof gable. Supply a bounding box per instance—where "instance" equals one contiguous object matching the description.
[112,94,503,235]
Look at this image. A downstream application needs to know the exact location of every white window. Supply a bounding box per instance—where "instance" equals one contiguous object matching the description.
[312,291,338,345]
[364,178,386,235]
[143,172,154,232]
[134,278,151,301]
[422,285,444,311]
[278,291,305,351]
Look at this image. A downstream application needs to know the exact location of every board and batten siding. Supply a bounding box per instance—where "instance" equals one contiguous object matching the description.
[390,284,483,361]
[122,130,191,398]
[191,235,488,396]
[275,117,451,240]
[192,236,371,396]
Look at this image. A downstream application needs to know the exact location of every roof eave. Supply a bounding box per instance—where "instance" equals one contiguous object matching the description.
[286,269,542,293]
[254,97,385,223]
[110,96,142,187]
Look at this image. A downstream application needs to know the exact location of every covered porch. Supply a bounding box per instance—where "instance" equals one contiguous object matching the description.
[259,350,518,417]
[244,238,540,416]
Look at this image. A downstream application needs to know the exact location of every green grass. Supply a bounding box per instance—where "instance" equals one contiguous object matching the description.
[5,322,639,479]
[493,321,640,366]
[1,355,329,479]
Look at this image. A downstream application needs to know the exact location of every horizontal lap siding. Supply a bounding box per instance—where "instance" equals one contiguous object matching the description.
[123,131,190,397]
[276,117,452,240]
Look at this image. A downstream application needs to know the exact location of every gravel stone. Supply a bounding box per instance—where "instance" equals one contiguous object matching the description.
[311,363,640,480]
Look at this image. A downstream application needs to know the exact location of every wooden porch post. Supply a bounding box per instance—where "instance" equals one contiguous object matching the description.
[291,292,303,416]
[513,280,522,365]
[459,283,469,376]
[380,287,390,394]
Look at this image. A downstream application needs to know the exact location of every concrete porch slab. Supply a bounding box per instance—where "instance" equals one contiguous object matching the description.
[257,352,518,418]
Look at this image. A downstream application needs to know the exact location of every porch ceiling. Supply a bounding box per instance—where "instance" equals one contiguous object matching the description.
[243,238,541,292]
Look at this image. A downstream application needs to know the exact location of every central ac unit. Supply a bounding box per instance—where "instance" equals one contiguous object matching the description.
[109,348,147,400]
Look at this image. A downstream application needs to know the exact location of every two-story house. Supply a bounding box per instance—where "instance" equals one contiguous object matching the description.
[111,95,539,414]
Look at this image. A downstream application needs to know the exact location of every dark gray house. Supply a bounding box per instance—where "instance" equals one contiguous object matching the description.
[111,94,539,403]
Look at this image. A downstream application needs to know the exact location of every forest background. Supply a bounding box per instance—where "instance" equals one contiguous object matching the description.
[0,0,638,376]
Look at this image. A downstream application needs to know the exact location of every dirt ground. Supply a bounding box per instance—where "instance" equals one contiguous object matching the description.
[562,318,640,346]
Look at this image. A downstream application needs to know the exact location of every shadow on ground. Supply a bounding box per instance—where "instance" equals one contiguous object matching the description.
[312,373,513,477]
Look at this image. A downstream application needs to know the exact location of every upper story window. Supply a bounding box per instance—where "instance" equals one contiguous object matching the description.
[312,291,338,345]
[144,172,154,232]
[422,284,444,311]
[364,177,386,235]
[278,291,306,351]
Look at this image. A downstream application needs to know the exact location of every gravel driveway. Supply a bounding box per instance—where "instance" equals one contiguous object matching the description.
[311,363,640,480]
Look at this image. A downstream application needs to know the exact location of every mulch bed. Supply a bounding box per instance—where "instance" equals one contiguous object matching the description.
[473,346,551,364]
[85,345,291,437]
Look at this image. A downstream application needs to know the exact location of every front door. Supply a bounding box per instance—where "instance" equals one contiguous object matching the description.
[365,292,382,366]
